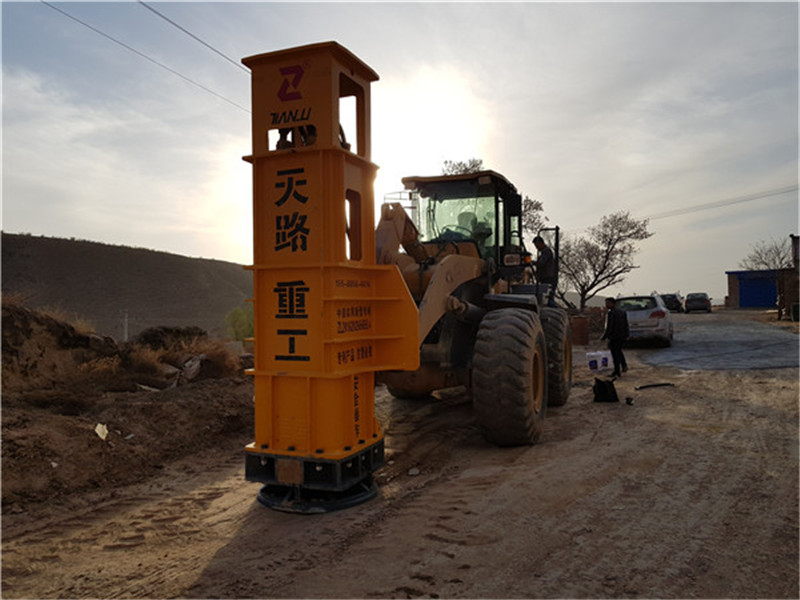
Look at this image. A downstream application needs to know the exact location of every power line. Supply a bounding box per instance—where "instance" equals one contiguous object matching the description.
[40,1,250,114]
[562,183,798,236]
[644,184,799,221]
[137,1,249,74]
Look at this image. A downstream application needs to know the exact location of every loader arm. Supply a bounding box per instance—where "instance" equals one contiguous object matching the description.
[417,254,485,344]
[376,202,486,345]
[375,202,427,265]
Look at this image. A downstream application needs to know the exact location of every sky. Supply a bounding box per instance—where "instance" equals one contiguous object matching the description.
[2,1,798,304]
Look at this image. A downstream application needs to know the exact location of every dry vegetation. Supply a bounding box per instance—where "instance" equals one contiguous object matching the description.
[1,296,252,509]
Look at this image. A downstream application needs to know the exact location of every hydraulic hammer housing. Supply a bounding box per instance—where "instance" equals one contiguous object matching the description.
[241,42,419,512]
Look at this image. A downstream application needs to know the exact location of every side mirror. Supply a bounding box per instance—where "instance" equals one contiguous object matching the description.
[507,193,522,217]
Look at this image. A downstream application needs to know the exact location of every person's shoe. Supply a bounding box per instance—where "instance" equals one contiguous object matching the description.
[621,365,628,373]
[612,371,621,378]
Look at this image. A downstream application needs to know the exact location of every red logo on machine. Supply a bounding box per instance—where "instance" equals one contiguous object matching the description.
[278,65,304,101]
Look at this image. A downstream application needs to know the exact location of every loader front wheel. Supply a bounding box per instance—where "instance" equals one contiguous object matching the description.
[540,307,573,407]
[472,308,547,446]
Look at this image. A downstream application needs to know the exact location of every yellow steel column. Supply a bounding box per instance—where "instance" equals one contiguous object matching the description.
[241,42,418,512]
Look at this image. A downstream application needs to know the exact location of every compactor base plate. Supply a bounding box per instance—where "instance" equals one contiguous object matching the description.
[256,477,378,514]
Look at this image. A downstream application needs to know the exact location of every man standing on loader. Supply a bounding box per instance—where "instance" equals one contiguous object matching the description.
[533,235,557,307]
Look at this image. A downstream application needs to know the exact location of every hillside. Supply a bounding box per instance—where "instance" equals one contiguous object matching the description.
[1,233,252,340]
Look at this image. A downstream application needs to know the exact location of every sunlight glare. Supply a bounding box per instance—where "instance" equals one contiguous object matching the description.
[372,65,493,212]
[206,141,253,264]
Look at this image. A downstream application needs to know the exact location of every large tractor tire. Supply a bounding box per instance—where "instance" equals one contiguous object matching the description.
[471,308,548,446]
[540,307,573,407]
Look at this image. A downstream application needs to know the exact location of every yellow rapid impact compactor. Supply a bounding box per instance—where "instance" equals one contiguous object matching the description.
[241,42,418,513]
[242,42,573,513]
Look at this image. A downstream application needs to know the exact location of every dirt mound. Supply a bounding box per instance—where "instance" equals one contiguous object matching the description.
[1,232,253,340]
[2,302,121,396]
[1,301,253,512]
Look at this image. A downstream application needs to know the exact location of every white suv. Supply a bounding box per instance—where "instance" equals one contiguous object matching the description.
[615,294,674,347]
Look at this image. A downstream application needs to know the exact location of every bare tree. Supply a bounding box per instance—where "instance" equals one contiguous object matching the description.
[522,196,547,237]
[739,237,793,271]
[442,158,484,175]
[557,211,653,310]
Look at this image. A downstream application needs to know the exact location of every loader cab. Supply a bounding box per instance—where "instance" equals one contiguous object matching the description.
[401,170,528,283]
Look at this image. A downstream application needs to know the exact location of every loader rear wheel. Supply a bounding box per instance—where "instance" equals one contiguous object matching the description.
[541,307,573,407]
[472,308,547,446]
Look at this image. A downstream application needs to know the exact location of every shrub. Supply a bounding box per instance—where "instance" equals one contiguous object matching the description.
[224,303,254,342]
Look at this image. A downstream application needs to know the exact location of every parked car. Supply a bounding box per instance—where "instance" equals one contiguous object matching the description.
[661,293,684,313]
[685,292,712,313]
[615,294,674,346]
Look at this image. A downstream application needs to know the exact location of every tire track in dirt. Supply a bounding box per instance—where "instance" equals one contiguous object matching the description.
[2,448,251,599]
[240,357,798,600]
[3,336,798,599]
[0,383,488,599]
[184,385,485,598]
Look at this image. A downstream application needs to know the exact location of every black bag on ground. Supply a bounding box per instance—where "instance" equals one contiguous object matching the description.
[593,377,619,403]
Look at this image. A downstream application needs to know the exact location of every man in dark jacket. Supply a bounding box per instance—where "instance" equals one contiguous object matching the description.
[532,236,556,285]
[533,235,557,307]
[601,297,629,377]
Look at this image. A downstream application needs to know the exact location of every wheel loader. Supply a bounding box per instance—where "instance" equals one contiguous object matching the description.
[242,42,572,512]
[376,170,573,446]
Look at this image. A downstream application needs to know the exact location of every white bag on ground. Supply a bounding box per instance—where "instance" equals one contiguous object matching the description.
[587,350,613,371]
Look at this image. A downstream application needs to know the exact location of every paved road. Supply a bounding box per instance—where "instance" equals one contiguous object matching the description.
[635,312,798,370]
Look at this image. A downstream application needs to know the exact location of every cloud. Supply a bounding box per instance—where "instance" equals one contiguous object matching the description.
[372,62,496,200]
[2,66,251,259]
[479,3,798,223]
[2,1,797,299]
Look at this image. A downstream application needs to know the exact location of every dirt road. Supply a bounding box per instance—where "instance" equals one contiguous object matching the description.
[3,312,798,598]
[641,311,799,370]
